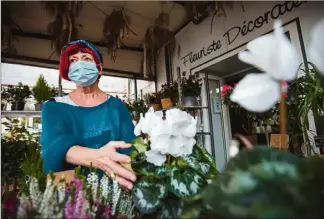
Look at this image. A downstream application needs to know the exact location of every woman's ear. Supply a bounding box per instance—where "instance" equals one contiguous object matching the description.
[98,64,103,75]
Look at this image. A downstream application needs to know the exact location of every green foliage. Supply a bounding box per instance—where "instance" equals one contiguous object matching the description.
[2,82,32,104]
[18,139,46,196]
[132,177,168,213]
[125,98,149,121]
[130,139,217,216]
[1,117,40,191]
[181,73,202,97]
[131,137,148,153]
[182,147,324,219]
[148,92,162,105]
[32,74,52,103]
[295,63,324,154]
[160,82,179,104]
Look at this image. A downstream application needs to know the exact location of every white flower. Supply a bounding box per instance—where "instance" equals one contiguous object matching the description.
[145,150,166,166]
[309,18,324,74]
[230,74,281,112]
[134,114,143,136]
[238,20,300,81]
[232,20,299,112]
[165,109,194,136]
[87,172,99,199]
[135,107,197,165]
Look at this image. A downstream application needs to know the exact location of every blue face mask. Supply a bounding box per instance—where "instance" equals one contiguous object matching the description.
[68,61,99,87]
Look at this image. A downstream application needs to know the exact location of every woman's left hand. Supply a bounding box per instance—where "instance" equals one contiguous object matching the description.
[94,141,137,190]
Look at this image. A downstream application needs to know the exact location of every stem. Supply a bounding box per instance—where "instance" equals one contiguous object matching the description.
[279,83,287,135]
[167,155,171,165]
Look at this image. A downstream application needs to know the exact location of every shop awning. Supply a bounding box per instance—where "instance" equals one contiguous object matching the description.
[2,1,188,80]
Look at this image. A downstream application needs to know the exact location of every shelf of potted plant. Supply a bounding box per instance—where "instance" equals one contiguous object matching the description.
[160,81,179,109]
[180,72,203,107]
[1,83,32,111]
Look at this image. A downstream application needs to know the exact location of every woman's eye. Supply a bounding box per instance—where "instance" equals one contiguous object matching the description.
[70,59,77,63]
[85,57,92,62]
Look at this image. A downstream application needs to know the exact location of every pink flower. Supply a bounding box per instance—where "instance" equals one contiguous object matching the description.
[221,85,233,95]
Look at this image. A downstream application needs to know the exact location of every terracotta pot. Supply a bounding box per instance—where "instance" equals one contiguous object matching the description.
[161,98,173,109]
[152,104,162,111]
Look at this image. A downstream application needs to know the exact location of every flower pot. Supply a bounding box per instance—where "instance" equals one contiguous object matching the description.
[152,104,162,111]
[182,96,198,106]
[11,102,25,111]
[161,98,173,109]
[35,103,42,111]
[1,103,6,111]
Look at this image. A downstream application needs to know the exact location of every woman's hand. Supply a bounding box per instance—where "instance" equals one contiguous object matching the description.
[94,141,137,190]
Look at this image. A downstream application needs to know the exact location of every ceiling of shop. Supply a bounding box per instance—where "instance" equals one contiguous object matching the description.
[2,1,189,79]
[5,1,188,48]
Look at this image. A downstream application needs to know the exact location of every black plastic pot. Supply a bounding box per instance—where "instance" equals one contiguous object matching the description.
[11,102,25,111]
[182,96,198,106]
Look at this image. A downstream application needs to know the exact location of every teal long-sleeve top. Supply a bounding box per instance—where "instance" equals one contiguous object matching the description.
[40,96,136,175]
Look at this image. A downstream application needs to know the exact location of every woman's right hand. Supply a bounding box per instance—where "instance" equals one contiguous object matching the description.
[93,141,137,190]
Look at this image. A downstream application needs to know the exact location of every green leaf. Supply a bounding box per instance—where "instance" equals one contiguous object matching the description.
[159,198,184,219]
[168,167,204,198]
[129,150,139,159]
[184,145,218,179]
[132,160,156,177]
[155,165,171,178]
[201,147,304,218]
[131,137,149,153]
[174,157,189,169]
[132,177,168,214]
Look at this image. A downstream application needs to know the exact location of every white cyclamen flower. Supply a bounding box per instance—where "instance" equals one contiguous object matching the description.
[230,74,281,112]
[145,150,167,166]
[231,20,299,112]
[308,18,324,74]
[238,20,300,81]
[137,108,197,166]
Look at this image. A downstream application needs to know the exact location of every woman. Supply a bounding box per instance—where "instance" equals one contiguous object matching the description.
[41,40,137,190]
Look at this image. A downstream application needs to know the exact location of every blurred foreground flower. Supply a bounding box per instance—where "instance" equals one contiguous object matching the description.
[309,18,324,74]
[231,20,299,112]
[231,18,324,112]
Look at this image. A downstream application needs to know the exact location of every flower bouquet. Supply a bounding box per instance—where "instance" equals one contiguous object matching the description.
[16,167,136,219]
[129,107,218,217]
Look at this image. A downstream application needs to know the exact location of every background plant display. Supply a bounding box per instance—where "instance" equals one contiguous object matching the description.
[181,73,202,97]
[1,117,40,194]
[123,96,149,122]
[1,82,32,110]
[160,81,179,105]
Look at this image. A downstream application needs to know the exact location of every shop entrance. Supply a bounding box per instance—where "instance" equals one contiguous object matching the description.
[198,54,254,171]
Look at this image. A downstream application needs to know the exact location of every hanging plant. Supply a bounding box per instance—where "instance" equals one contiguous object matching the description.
[42,1,83,56]
[144,13,173,78]
[1,2,21,54]
[210,1,244,34]
[102,9,137,62]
